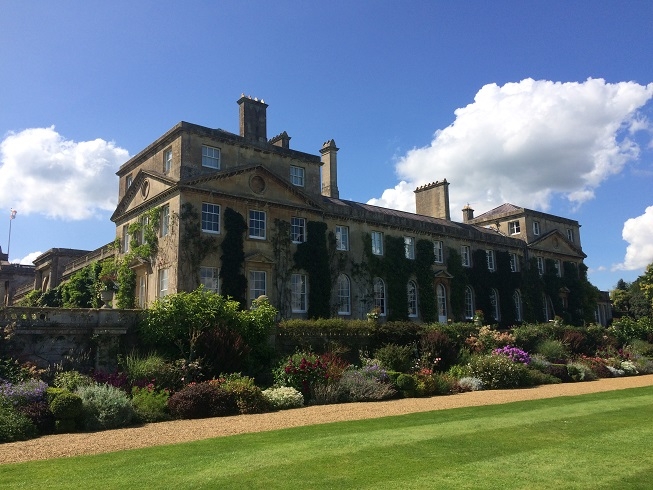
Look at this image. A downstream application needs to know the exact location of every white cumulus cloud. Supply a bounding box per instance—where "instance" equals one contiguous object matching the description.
[0,126,129,220]
[614,206,653,271]
[368,78,653,216]
[11,251,43,266]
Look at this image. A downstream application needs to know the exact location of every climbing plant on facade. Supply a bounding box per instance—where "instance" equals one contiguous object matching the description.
[178,202,218,290]
[220,207,247,309]
[294,221,331,319]
[272,219,292,318]
[446,247,467,321]
[415,239,437,323]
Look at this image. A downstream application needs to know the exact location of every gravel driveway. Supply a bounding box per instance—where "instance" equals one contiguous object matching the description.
[2,374,653,465]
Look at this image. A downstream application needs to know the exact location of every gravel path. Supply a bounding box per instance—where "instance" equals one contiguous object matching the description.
[2,374,653,465]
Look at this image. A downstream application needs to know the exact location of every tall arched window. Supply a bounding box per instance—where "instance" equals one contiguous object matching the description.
[513,290,522,322]
[337,274,351,315]
[542,294,554,322]
[373,277,386,316]
[490,288,500,321]
[436,283,447,321]
[407,280,418,317]
[464,286,475,320]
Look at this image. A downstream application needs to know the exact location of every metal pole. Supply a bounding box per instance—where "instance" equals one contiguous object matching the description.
[7,216,11,260]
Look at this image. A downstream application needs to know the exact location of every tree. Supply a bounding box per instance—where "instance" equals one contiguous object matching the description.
[220,208,248,308]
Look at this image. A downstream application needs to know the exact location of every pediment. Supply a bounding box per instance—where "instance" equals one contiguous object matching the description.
[181,165,324,211]
[244,251,275,264]
[111,171,176,221]
[528,230,586,258]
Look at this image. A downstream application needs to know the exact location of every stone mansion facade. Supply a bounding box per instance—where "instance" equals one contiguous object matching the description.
[106,95,598,326]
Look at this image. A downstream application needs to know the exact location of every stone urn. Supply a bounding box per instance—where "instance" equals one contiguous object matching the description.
[100,290,114,308]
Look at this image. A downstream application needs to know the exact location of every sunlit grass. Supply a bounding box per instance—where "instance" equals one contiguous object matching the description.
[2,387,652,489]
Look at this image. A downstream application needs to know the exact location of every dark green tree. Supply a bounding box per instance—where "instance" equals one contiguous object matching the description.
[220,208,247,308]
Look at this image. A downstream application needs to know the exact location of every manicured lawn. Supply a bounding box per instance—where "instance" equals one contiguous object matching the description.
[2,386,653,489]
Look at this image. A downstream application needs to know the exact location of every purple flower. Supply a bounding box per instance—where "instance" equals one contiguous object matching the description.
[492,345,531,365]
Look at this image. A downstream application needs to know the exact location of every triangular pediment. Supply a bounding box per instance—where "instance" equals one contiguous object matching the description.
[528,230,586,258]
[244,251,275,264]
[111,171,176,221]
[180,165,324,211]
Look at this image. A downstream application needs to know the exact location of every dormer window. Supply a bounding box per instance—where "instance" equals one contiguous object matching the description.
[164,148,172,173]
[202,145,220,169]
[533,221,540,236]
[290,165,304,186]
[509,221,520,235]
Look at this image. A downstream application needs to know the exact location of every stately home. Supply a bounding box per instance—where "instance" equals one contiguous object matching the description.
[108,95,598,326]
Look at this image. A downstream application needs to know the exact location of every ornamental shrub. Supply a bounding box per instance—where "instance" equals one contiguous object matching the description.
[0,397,37,442]
[457,377,485,392]
[524,369,562,386]
[131,386,170,423]
[492,346,531,365]
[217,374,268,414]
[53,371,94,392]
[566,362,598,382]
[374,344,414,373]
[76,384,135,431]
[418,329,459,372]
[466,354,531,389]
[337,370,396,402]
[0,379,47,407]
[261,387,304,410]
[274,351,328,400]
[49,390,83,420]
[395,373,417,392]
[18,400,56,434]
[536,339,570,363]
[167,381,238,419]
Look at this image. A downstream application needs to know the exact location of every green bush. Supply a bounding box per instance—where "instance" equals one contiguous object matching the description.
[536,339,570,363]
[566,362,598,382]
[418,329,459,371]
[53,371,94,392]
[167,382,238,419]
[77,384,135,431]
[121,352,186,391]
[273,351,328,400]
[219,374,268,414]
[0,398,37,442]
[395,373,417,392]
[17,400,56,435]
[466,354,531,389]
[609,316,653,346]
[337,370,396,402]
[131,386,170,423]
[49,390,83,421]
[524,369,562,386]
[374,344,414,373]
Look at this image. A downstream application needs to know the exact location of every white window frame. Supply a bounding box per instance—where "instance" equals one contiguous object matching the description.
[336,225,349,251]
[490,288,500,321]
[486,250,495,271]
[509,253,519,272]
[337,274,351,315]
[537,256,545,276]
[249,271,266,301]
[249,210,266,239]
[464,286,474,320]
[202,145,220,169]
[373,277,386,316]
[437,284,447,320]
[201,203,220,234]
[404,237,415,260]
[371,231,383,256]
[200,266,219,293]
[433,240,444,264]
[138,276,147,308]
[461,245,471,267]
[567,228,574,243]
[290,165,305,186]
[554,259,562,277]
[123,225,130,253]
[533,221,540,236]
[158,268,169,297]
[139,215,149,245]
[513,290,523,322]
[509,221,521,235]
[407,280,418,317]
[291,273,308,313]
[291,217,306,243]
[161,205,170,237]
[164,148,172,173]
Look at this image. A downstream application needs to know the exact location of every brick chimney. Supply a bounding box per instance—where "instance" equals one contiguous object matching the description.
[320,139,339,199]
[414,180,450,220]
[237,94,268,144]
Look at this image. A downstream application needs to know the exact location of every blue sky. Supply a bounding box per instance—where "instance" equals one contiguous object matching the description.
[1,1,652,292]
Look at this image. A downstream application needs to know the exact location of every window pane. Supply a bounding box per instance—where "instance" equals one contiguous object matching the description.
[249,210,266,239]
[249,271,266,300]
[337,274,350,314]
[291,217,305,243]
[200,266,219,293]
[201,203,220,233]
[291,274,307,312]
[336,226,349,251]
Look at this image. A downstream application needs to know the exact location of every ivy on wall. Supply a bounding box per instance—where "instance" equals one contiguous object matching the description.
[383,235,411,321]
[272,219,292,318]
[415,239,437,323]
[294,221,331,319]
[446,247,467,321]
[220,207,247,309]
[179,202,218,290]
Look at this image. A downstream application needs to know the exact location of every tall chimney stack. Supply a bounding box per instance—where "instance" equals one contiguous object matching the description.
[237,94,268,144]
[320,139,339,199]
[414,180,451,220]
